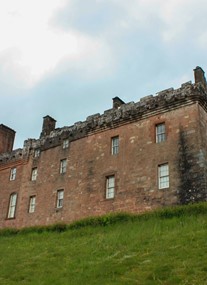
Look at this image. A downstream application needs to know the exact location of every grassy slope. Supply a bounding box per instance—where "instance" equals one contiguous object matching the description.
[0,206,207,285]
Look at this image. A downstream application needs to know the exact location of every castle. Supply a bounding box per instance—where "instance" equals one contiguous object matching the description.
[1,66,207,229]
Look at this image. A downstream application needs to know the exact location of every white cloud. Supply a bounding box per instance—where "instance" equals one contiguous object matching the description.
[0,0,114,87]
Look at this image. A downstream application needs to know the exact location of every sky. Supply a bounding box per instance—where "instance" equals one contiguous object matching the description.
[1,0,207,149]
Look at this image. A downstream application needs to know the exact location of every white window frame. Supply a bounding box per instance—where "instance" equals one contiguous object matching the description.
[8,193,17,219]
[31,168,38,181]
[63,139,69,149]
[111,136,119,155]
[34,149,40,158]
[158,164,169,189]
[106,175,115,199]
[156,123,166,143]
[60,159,67,174]
[29,196,36,213]
[57,190,64,208]
[10,167,16,181]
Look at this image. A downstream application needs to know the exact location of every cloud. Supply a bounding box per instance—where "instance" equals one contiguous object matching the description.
[0,0,115,87]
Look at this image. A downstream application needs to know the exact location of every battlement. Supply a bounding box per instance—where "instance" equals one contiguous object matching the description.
[1,67,207,164]
[20,79,207,154]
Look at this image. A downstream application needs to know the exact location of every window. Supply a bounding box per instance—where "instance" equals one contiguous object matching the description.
[8,193,17,219]
[56,190,64,208]
[34,149,40,158]
[10,168,16,181]
[57,190,64,208]
[63,139,69,149]
[60,159,67,174]
[29,196,36,213]
[106,175,115,199]
[111,136,119,155]
[31,168,38,181]
[158,164,169,189]
[156,123,166,143]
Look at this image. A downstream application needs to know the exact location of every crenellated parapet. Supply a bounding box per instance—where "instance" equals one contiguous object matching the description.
[22,79,207,154]
[1,67,207,164]
[0,148,25,167]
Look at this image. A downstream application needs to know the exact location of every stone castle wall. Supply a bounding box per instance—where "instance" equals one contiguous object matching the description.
[0,67,207,228]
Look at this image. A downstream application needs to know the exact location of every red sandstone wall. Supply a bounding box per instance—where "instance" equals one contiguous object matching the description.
[0,103,204,228]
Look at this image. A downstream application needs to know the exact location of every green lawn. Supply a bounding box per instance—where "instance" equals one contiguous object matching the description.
[0,206,207,284]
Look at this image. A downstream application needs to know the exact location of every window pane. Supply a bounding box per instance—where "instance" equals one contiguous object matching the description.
[57,190,64,208]
[10,168,16,181]
[112,137,119,155]
[159,164,169,189]
[8,193,17,218]
[106,176,115,199]
[156,123,166,143]
[34,149,40,157]
[29,196,36,213]
[31,168,37,181]
[63,139,69,149]
[60,159,67,173]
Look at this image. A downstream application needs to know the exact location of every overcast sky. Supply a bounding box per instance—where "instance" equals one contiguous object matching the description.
[1,0,207,149]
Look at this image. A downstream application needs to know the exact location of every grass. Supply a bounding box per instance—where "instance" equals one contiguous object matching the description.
[0,203,207,284]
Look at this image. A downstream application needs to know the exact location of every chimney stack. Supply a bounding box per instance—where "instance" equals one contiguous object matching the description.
[194,66,207,88]
[0,124,15,154]
[40,115,56,138]
[113,97,125,109]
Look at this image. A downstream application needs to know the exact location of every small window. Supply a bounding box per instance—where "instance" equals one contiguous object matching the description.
[63,139,69,149]
[10,168,16,181]
[156,123,166,143]
[8,193,17,219]
[106,175,115,199]
[57,190,64,208]
[34,149,40,158]
[31,168,38,181]
[158,164,169,189]
[60,159,67,174]
[111,136,119,155]
[29,196,36,213]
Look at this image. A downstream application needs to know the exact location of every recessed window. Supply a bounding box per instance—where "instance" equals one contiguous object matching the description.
[111,136,119,155]
[156,123,166,143]
[34,149,40,158]
[29,196,36,213]
[31,168,38,181]
[63,139,69,149]
[60,159,67,174]
[8,193,17,219]
[158,164,169,189]
[10,168,16,181]
[57,190,64,208]
[106,175,115,199]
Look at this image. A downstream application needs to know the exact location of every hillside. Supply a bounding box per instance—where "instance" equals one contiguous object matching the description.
[0,204,207,285]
